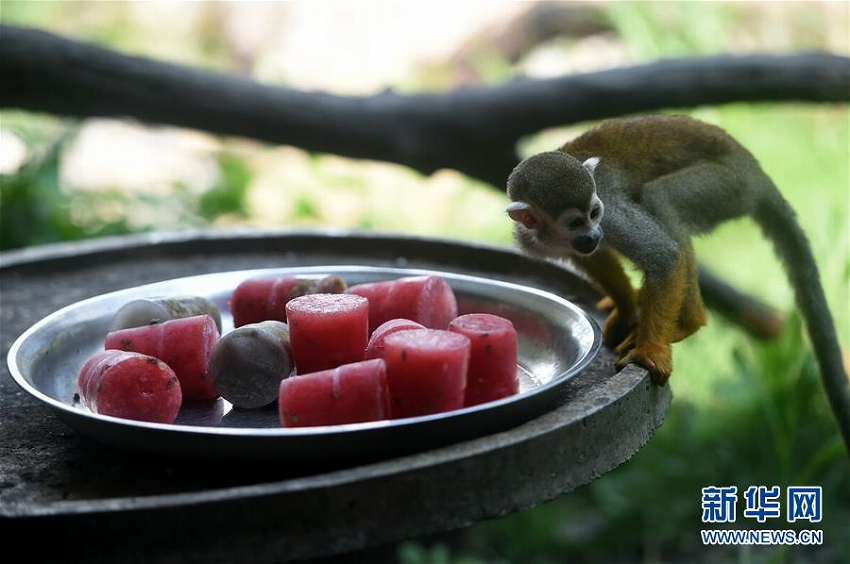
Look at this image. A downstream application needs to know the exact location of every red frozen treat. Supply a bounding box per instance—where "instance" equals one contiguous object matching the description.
[381,329,470,419]
[448,313,519,406]
[285,293,369,374]
[278,359,390,427]
[105,314,220,400]
[365,318,426,360]
[347,275,458,332]
[230,274,347,327]
[77,349,182,423]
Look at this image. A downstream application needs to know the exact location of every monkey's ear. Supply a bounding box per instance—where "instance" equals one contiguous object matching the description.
[583,157,600,176]
[506,201,539,230]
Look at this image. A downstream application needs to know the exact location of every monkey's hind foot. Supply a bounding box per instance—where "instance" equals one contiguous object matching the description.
[615,342,672,386]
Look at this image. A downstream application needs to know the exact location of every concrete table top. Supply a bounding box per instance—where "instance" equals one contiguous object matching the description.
[0,229,670,563]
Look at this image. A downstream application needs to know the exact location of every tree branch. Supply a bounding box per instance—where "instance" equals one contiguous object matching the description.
[2,24,848,189]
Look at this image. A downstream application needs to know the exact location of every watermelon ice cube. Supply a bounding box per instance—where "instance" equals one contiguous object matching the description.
[231,274,346,327]
[381,328,470,419]
[285,293,369,374]
[77,349,182,423]
[449,313,519,406]
[105,314,219,400]
[365,318,426,360]
[347,275,457,333]
[278,358,390,427]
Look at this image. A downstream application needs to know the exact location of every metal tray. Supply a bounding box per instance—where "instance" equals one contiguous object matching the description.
[8,265,600,463]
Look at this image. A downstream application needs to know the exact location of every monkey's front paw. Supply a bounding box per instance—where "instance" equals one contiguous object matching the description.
[615,343,672,386]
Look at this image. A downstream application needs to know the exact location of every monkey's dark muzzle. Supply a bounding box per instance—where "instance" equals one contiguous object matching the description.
[572,231,602,255]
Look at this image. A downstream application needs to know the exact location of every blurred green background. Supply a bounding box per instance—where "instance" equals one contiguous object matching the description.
[1,2,848,563]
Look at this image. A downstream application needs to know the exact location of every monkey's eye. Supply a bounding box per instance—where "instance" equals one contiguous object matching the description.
[568,218,584,230]
[590,205,601,220]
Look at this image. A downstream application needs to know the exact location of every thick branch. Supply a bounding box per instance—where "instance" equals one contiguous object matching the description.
[2,25,848,188]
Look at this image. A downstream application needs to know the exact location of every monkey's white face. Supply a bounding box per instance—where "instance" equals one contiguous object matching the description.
[506,153,605,257]
[506,193,605,257]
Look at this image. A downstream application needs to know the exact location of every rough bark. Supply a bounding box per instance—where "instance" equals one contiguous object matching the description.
[2,24,848,189]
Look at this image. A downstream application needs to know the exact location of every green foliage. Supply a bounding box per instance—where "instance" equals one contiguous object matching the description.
[0,130,135,250]
[607,1,742,57]
[197,153,250,220]
[0,125,252,251]
[293,195,321,221]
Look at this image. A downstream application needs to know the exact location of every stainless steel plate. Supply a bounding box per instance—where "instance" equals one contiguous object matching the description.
[8,265,600,463]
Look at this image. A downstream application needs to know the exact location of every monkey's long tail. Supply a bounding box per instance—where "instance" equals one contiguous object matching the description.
[755,188,850,456]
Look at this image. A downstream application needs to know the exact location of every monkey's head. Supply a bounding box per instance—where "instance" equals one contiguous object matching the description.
[506,151,604,258]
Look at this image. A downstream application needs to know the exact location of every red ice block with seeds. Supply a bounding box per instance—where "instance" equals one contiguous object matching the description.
[365,318,426,360]
[381,329,470,419]
[285,293,369,374]
[77,349,182,423]
[105,314,220,400]
[347,275,458,333]
[278,359,390,427]
[449,313,519,406]
[230,274,347,327]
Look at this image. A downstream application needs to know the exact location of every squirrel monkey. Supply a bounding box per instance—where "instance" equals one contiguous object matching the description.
[506,114,850,452]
